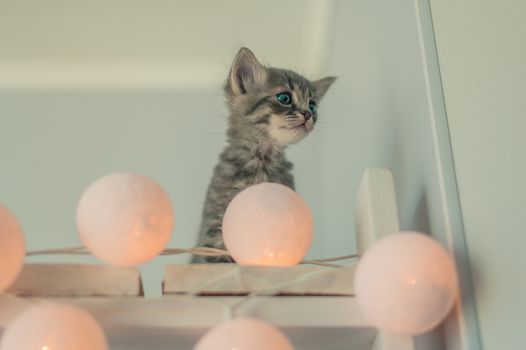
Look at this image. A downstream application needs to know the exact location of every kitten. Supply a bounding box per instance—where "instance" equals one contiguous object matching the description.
[192,47,335,263]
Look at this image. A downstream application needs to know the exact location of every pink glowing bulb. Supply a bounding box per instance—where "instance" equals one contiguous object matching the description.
[222,182,313,266]
[354,232,458,335]
[0,303,108,350]
[77,173,174,266]
[194,317,293,350]
[0,204,25,293]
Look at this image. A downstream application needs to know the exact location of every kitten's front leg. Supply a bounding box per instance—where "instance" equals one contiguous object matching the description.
[192,226,234,263]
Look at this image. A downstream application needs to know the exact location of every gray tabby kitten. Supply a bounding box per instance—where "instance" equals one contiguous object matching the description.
[193,47,335,263]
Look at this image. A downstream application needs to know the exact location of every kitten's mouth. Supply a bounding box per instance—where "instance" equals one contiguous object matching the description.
[281,124,307,132]
[292,122,313,132]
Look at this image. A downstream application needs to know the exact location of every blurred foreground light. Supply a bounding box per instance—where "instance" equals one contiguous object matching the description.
[194,317,293,350]
[223,182,313,266]
[354,232,458,335]
[0,303,108,350]
[77,173,174,266]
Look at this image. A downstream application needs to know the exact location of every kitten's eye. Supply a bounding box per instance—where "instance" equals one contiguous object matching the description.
[276,92,292,105]
[308,101,317,113]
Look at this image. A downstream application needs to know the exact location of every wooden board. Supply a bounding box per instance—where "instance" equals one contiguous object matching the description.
[355,169,415,350]
[163,264,355,296]
[7,263,143,297]
[355,168,401,255]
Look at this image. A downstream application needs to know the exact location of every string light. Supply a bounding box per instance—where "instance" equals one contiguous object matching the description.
[76,173,174,266]
[222,182,313,266]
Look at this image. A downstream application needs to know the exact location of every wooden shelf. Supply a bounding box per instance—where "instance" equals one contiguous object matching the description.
[0,169,415,350]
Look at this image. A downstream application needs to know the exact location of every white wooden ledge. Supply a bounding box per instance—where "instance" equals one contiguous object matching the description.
[7,263,143,297]
[163,264,355,296]
[356,169,415,350]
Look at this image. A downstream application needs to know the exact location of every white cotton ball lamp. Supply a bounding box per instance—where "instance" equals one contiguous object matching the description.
[0,204,25,293]
[194,317,293,350]
[354,232,458,335]
[0,303,108,350]
[77,173,174,266]
[222,182,313,266]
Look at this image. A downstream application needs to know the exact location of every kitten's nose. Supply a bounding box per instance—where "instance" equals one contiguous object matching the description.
[300,111,312,120]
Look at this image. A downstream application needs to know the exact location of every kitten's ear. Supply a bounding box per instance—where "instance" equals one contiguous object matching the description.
[228,47,267,95]
[313,76,337,100]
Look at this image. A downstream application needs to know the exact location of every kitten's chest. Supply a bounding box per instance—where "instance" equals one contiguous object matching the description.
[245,156,293,187]
[219,146,294,188]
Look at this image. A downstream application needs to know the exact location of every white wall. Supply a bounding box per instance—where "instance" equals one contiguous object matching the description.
[0,0,332,88]
[319,1,480,348]
[430,0,526,348]
[0,90,227,294]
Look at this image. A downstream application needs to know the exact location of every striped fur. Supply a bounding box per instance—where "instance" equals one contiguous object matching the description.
[193,48,335,263]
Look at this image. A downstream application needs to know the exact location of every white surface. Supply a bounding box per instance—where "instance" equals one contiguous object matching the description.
[430,0,526,348]
[0,204,25,292]
[223,183,313,266]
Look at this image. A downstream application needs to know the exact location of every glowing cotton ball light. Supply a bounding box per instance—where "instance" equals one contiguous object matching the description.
[354,232,458,335]
[194,317,293,350]
[222,182,313,266]
[0,204,25,293]
[0,303,107,350]
[77,173,174,266]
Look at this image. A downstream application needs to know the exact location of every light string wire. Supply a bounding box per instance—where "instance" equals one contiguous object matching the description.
[26,246,358,267]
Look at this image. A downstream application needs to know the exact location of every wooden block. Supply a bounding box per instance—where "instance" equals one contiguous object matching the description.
[355,169,415,350]
[163,264,355,296]
[8,263,143,297]
[355,168,401,256]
